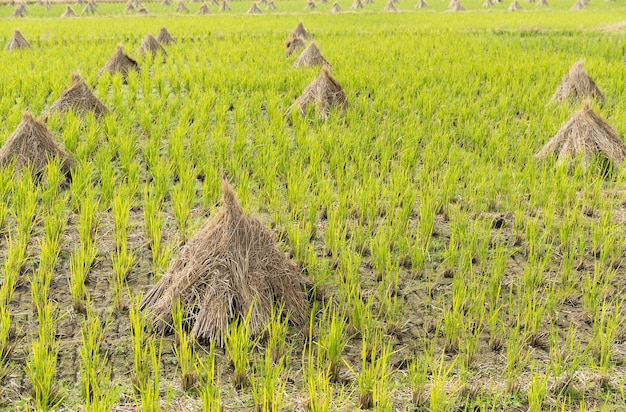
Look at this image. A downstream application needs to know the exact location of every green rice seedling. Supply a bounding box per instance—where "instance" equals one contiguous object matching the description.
[409,356,429,408]
[12,171,39,241]
[429,353,458,412]
[69,242,97,313]
[171,164,196,242]
[0,304,15,383]
[130,294,150,393]
[527,367,548,412]
[1,231,27,305]
[143,184,171,277]
[317,303,349,382]
[591,300,623,373]
[195,340,221,412]
[504,320,530,394]
[347,331,392,409]
[26,302,61,411]
[41,157,64,209]
[69,161,94,212]
[79,302,118,411]
[224,307,256,389]
[139,338,162,412]
[305,363,333,412]
[266,304,289,365]
[172,299,198,392]
[250,348,287,412]
[95,151,116,210]
[77,188,99,247]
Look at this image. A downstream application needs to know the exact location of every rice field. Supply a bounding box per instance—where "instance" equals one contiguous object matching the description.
[2,1,626,411]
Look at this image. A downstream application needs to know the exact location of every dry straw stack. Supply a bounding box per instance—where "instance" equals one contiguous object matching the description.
[294,42,330,68]
[285,32,306,56]
[219,0,230,10]
[508,0,522,10]
[99,45,139,78]
[290,66,348,119]
[384,0,398,11]
[551,61,604,104]
[0,113,73,176]
[6,30,31,50]
[353,0,364,8]
[247,2,262,12]
[141,182,308,344]
[48,73,108,118]
[415,0,427,8]
[139,34,167,57]
[330,1,342,12]
[176,1,189,11]
[156,27,176,45]
[198,2,212,13]
[266,0,278,9]
[535,103,626,166]
[304,0,317,9]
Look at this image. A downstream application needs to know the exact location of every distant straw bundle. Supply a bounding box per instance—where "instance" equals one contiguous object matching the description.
[536,103,626,166]
[508,0,522,9]
[139,34,166,56]
[48,73,108,118]
[156,27,176,45]
[290,67,348,119]
[247,1,262,12]
[285,31,306,57]
[551,61,604,104]
[99,45,139,78]
[293,42,330,68]
[5,30,31,50]
[330,1,342,12]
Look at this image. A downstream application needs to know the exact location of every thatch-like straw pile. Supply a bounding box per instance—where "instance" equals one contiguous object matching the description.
[0,113,73,176]
[247,2,262,12]
[141,182,308,344]
[330,1,342,12]
[294,22,311,40]
[61,5,76,16]
[176,1,189,11]
[294,42,330,68]
[266,0,277,9]
[537,0,548,5]
[219,0,230,10]
[304,0,317,9]
[352,0,364,8]
[508,0,522,10]
[198,2,212,13]
[82,2,97,13]
[156,27,176,45]
[415,0,427,8]
[551,61,604,104]
[48,73,108,118]
[571,0,584,10]
[12,4,26,17]
[139,34,166,57]
[482,0,493,7]
[290,66,348,119]
[536,103,626,166]
[449,0,465,10]
[161,0,171,6]
[384,0,398,11]
[99,45,139,78]
[285,31,306,57]
[5,30,31,50]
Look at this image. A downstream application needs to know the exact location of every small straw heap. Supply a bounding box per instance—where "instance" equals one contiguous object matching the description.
[482,0,493,7]
[535,103,626,166]
[176,1,189,11]
[571,0,584,10]
[285,31,306,57]
[12,3,26,17]
[247,2,262,12]
[290,66,348,119]
[137,5,149,14]
[352,0,364,8]
[61,5,76,17]
[82,1,97,13]
[294,42,330,68]
[415,0,427,8]
[139,33,167,57]
[0,113,73,176]
[141,182,308,344]
[99,45,139,78]
[537,0,548,5]
[304,0,317,9]
[449,0,465,10]
[508,0,522,9]
[266,0,277,9]
[156,27,176,45]
[48,73,108,118]
[5,30,31,50]
[198,2,212,13]
[219,0,230,10]
[293,22,311,40]
[384,0,398,11]
[330,1,342,12]
[551,61,604,104]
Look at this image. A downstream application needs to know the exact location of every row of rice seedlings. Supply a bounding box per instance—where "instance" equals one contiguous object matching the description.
[111,184,135,311]
[224,307,257,390]
[171,300,197,391]
[129,295,162,410]
[0,167,15,384]
[79,301,118,410]
[195,340,220,411]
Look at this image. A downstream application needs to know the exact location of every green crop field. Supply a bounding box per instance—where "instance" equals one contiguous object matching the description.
[1,1,626,411]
